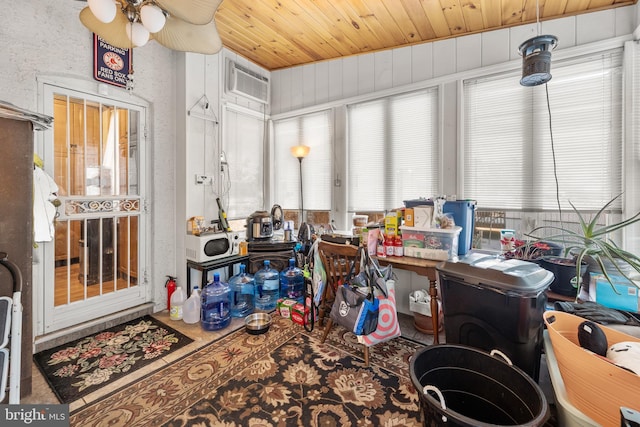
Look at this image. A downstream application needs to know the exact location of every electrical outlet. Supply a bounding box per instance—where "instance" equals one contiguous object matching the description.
[195,174,213,185]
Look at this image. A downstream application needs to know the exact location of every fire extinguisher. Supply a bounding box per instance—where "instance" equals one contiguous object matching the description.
[165,275,177,311]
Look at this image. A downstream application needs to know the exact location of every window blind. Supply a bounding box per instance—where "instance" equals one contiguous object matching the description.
[463,49,623,211]
[629,42,640,255]
[347,88,439,211]
[223,108,265,218]
[273,110,332,211]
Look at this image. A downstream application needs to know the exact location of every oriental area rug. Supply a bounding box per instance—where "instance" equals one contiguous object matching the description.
[68,315,425,426]
[33,315,194,404]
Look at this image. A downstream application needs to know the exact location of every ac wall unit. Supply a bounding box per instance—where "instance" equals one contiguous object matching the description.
[228,61,269,104]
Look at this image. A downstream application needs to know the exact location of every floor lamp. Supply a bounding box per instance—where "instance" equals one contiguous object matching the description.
[290,144,310,227]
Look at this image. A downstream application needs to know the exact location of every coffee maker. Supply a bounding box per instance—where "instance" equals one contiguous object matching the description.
[245,205,295,273]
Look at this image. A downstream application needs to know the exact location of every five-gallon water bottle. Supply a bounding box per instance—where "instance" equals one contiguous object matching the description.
[280,258,305,304]
[229,264,255,318]
[169,285,186,321]
[254,260,279,311]
[182,286,201,324]
[201,272,231,330]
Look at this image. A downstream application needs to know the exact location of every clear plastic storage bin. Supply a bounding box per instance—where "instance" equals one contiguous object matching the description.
[400,225,461,261]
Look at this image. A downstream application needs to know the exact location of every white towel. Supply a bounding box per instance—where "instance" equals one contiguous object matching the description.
[33,166,59,242]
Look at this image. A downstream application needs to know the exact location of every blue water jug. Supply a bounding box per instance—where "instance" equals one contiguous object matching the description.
[201,272,231,331]
[254,260,279,311]
[229,264,255,318]
[280,258,304,304]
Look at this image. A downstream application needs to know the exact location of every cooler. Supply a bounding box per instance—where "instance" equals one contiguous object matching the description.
[436,251,554,380]
[404,199,476,256]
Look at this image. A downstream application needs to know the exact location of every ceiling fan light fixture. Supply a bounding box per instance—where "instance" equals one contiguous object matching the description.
[140,4,166,33]
[79,0,223,55]
[126,21,150,47]
[87,0,117,24]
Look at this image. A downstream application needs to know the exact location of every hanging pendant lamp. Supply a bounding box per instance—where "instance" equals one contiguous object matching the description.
[518,35,558,87]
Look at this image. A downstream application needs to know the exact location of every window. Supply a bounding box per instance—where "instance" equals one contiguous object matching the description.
[463,49,623,212]
[628,41,640,255]
[273,110,333,211]
[347,88,440,212]
[223,107,266,219]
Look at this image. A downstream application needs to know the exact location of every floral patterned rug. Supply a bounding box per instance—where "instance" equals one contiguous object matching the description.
[33,315,194,404]
[69,315,425,426]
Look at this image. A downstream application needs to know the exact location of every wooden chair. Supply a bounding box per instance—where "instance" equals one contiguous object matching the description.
[317,240,372,366]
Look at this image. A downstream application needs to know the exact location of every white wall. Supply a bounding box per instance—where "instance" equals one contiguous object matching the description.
[176,49,270,289]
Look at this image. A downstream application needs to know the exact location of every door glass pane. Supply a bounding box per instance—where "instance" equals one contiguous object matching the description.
[118,109,129,195]
[53,220,71,305]
[117,216,139,286]
[129,110,139,195]
[52,94,141,308]
[53,95,69,196]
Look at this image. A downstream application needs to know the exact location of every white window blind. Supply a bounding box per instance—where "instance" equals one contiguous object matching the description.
[347,88,439,211]
[463,49,623,211]
[629,42,640,255]
[273,110,332,211]
[223,108,265,218]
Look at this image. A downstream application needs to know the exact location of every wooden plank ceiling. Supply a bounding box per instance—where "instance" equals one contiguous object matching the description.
[215,0,636,71]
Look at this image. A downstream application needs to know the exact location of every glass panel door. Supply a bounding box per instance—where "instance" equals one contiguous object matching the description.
[41,85,147,333]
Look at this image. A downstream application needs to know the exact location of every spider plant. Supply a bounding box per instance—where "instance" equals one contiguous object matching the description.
[526,194,640,291]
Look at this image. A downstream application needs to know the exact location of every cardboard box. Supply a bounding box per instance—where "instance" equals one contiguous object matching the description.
[404,208,414,226]
[291,303,306,325]
[277,298,298,319]
[413,206,433,228]
[401,229,426,248]
[385,212,401,236]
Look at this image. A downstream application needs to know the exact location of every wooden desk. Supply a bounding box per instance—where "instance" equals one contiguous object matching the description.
[376,256,442,343]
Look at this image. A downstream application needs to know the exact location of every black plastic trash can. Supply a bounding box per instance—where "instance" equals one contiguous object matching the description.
[436,252,553,381]
[410,344,549,426]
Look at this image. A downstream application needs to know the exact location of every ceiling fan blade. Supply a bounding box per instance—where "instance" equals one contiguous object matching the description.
[152,16,222,54]
[155,0,222,26]
[79,6,133,50]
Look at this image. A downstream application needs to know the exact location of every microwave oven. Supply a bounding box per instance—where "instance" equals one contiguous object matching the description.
[185,231,240,263]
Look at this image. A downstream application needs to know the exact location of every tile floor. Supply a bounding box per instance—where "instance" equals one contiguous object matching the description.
[23,311,556,422]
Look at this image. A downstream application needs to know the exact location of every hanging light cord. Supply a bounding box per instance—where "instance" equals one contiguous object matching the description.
[536,0,541,36]
[545,83,566,241]
[298,158,304,224]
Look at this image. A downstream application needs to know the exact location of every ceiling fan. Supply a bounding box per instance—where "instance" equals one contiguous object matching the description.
[79,0,223,54]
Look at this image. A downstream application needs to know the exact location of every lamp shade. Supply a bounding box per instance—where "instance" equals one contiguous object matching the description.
[140,4,166,33]
[87,0,117,24]
[126,22,150,47]
[290,145,310,159]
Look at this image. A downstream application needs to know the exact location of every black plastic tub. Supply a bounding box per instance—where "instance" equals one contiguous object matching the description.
[410,344,549,427]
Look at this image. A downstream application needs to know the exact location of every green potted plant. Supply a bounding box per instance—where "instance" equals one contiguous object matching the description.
[503,239,563,262]
[526,194,640,299]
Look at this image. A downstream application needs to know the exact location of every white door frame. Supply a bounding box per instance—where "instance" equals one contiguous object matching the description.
[34,75,151,336]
